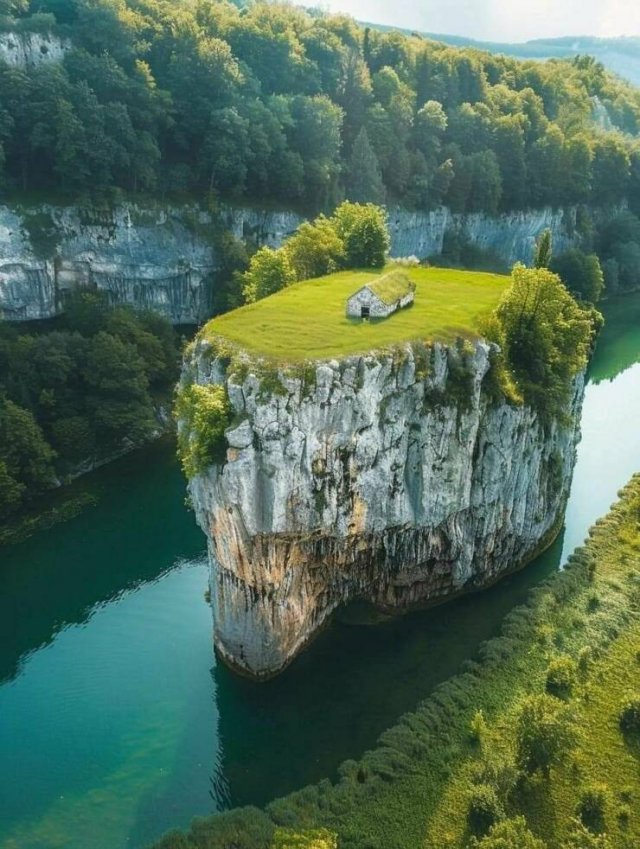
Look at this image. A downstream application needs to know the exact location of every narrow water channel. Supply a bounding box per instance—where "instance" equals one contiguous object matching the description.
[1,294,640,849]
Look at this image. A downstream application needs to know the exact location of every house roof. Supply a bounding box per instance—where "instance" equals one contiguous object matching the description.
[358,271,416,306]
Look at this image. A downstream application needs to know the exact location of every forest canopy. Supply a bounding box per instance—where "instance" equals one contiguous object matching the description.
[1,0,640,216]
[0,297,178,520]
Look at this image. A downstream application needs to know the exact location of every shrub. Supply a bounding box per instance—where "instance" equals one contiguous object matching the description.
[577,646,593,674]
[546,655,577,698]
[469,709,487,744]
[471,757,519,802]
[562,820,613,848]
[467,784,504,835]
[619,693,640,733]
[515,693,577,776]
[271,828,337,849]
[175,383,232,477]
[587,593,601,612]
[577,784,610,833]
[468,816,546,848]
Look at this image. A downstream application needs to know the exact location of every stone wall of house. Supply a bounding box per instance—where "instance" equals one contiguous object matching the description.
[346,287,394,318]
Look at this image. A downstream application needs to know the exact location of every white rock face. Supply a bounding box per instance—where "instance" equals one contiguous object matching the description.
[184,340,585,678]
[0,32,69,68]
[0,204,303,323]
[386,206,576,262]
[0,205,218,323]
[0,201,593,324]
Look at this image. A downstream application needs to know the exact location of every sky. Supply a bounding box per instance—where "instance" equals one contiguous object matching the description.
[305,0,640,43]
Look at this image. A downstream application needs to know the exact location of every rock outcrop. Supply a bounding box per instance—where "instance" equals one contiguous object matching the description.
[183,340,584,678]
[0,31,69,68]
[0,201,586,324]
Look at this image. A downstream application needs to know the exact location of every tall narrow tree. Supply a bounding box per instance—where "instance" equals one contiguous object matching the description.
[534,228,553,269]
[346,126,385,204]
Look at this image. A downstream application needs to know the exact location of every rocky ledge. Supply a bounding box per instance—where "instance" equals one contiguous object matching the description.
[182,339,584,678]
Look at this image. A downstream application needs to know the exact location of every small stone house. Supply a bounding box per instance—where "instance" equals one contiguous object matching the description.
[345,271,416,319]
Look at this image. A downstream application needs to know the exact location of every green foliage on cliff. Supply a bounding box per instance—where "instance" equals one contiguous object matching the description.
[242,247,297,305]
[153,474,640,849]
[493,265,599,419]
[175,383,232,478]
[239,202,389,304]
[2,1,640,218]
[0,294,178,522]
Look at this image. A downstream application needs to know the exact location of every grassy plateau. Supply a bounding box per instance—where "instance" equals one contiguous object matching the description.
[203,266,508,362]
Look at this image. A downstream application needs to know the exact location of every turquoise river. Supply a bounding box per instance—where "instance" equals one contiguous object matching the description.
[1,294,640,849]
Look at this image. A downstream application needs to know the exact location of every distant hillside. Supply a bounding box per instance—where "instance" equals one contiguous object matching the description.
[369,25,640,87]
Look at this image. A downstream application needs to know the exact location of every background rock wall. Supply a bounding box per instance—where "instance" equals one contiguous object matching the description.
[0,201,581,324]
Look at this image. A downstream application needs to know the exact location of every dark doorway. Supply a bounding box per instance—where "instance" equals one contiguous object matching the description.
[361,306,370,318]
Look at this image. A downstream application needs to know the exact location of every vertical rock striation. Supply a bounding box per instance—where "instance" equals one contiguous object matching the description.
[0,201,610,323]
[184,340,584,678]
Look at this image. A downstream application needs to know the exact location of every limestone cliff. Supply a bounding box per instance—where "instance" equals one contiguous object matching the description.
[183,339,584,678]
[0,201,590,323]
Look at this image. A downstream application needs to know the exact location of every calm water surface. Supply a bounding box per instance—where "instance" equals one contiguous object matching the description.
[2,295,640,849]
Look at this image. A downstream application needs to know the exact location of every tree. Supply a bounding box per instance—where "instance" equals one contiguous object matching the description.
[285,217,345,280]
[241,247,296,303]
[331,201,389,268]
[591,135,630,205]
[210,232,249,316]
[492,116,527,210]
[515,693,577,776]
[82,332,154,447]
[51,415,96,463]
[0,398,56,507]
[496,265,597,419]
[551,250,604,303]
[0,459,25,520]
[200,108,250,195]
[534,229,553,269]
[346,127,385,204]
[414,100,448,163]
[106,308,171,388]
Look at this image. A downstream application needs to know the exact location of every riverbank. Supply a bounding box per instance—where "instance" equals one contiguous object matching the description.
[156,475,640,849]
[0,423,173,548]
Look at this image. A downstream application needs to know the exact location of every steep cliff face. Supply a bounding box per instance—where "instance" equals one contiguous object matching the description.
[184,340,584,678]
[0,202,583,323]
[386,205,576,263]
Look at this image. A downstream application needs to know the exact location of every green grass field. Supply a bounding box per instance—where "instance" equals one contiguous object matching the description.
[203,266,509,362]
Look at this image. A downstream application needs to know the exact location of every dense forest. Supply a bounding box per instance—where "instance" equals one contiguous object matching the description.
[1,0,640,216]
[0,296,178,521]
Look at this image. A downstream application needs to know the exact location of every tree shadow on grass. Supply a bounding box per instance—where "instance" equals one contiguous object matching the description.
[511,772,562,847]
[621,729,640,759]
